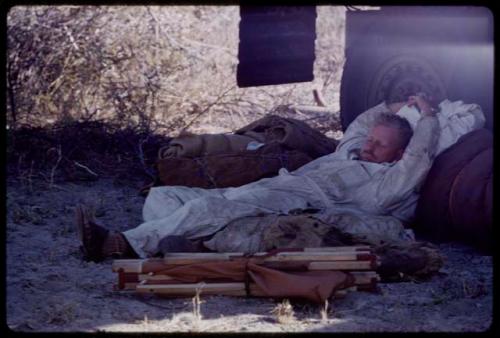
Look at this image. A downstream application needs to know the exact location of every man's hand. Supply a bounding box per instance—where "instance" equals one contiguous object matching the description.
[407,94,437,117]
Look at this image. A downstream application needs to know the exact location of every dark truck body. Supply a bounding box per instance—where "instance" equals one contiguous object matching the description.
[340,6,493,131]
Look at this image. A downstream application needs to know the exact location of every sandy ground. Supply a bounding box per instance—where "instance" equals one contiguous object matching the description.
[6,177,493,333]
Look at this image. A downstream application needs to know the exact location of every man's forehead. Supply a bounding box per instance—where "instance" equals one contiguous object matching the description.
[369,125,401,142]
[370,124,399,135]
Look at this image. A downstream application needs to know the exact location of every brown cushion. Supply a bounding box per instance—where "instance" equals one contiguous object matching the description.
[414,128,493,253]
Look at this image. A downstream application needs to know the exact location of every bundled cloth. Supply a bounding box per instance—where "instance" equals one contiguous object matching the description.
[154,114,338,189]
[396,99,485,156]
[197,212,443,281]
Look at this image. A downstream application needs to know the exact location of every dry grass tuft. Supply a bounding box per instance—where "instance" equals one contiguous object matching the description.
[192,284,204,321]
[7,120,170,185]
[271,299,295,324]
[320,299,330,322]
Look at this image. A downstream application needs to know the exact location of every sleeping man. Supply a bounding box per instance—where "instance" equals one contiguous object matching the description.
[75,94,484,262]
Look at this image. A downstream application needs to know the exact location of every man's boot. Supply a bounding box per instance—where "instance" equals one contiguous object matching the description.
[75,204,137,262]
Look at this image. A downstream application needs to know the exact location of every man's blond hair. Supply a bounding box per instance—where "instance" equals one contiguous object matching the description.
[374,113,414,149]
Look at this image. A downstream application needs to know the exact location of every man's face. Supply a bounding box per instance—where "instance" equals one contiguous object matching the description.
[360,125,405,163]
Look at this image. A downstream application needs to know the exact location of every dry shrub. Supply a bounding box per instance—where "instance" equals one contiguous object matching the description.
[7,6,347,183]
[6,119,170,184]
[7,6,346,135]
[271,299,295,324]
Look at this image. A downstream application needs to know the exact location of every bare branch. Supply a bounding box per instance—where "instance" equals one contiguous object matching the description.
[73,161,99,178]
[49,145,63,187]
[181,85,236,133]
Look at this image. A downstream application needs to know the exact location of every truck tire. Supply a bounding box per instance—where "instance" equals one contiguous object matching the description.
[340,7,493,131]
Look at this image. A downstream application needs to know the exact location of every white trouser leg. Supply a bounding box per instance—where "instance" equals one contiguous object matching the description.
[124,196,271,258]
[142,186,225,222]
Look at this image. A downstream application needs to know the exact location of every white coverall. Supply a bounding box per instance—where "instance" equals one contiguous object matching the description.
[123,101,481,258]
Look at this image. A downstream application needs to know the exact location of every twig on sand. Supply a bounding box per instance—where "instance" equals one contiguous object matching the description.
[49,184,72,193]
[74,161,99,178]
[313,88,328,107]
